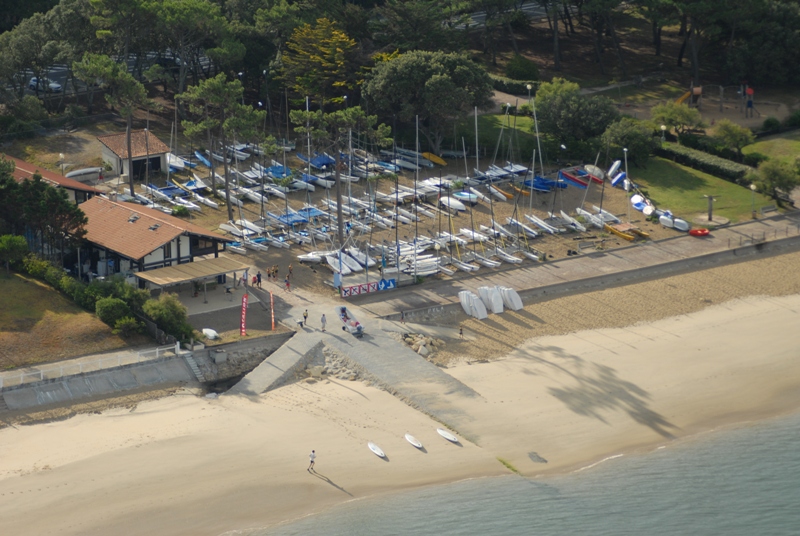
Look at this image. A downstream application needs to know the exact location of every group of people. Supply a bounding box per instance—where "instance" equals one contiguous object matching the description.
[244,264,292,292]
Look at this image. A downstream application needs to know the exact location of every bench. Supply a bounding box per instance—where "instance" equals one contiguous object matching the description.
[577,241,596,253]
[760,204,778,216]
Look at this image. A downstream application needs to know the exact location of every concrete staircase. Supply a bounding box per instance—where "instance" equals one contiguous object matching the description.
[183,355,206,382]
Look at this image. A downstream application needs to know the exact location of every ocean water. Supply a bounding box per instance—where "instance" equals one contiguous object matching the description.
[254,411,800,536]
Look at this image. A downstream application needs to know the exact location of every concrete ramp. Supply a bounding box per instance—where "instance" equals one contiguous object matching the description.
[226,326,479,428]
[225,335,324,396]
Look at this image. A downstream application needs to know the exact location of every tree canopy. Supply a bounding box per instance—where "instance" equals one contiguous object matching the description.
[651,101,704,137]
[714,119,755,158]
[535,77,619,142]
[281,17,358,107]
[363,50,494,153]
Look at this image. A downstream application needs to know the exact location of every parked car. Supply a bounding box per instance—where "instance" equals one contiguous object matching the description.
[28,77,62,92]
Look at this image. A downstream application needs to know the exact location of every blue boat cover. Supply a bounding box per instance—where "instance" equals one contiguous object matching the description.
[296,206,326,219]
[298,152,335,169]
[268,211,308,226]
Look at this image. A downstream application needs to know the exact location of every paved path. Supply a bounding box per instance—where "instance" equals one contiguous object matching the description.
[228,284,480,428]
[350,215,800,319]
[0,345,165,390]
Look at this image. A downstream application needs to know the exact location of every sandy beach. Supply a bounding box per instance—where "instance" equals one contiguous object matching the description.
[1,251,800,535]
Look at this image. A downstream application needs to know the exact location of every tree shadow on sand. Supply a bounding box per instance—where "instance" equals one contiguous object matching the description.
[547,362,678,438]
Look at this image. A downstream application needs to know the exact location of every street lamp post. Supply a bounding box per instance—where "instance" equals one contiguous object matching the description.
[751,183,757,219]
[59,153,65,175]
[237,72,244,105]
[526,84,532,104]
[623,148,630,222]
[343,95,348,109]
[660,125,666,143]
[144,128,150,186]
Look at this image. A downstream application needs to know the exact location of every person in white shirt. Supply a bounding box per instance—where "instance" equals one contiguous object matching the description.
[308,450,316,471]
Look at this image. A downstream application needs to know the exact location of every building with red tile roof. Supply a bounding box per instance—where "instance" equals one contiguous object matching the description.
[76,195,229,280]
[6,155,101,205]
[97,129,169,178]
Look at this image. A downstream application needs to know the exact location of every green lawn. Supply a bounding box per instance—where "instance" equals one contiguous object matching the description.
[742,131,800,166]
[632,157,772,223]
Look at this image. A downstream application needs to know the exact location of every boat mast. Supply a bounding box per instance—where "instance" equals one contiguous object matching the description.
[414,115,419,281]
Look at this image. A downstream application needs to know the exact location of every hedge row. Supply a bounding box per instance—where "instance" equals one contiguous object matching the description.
[21,255,146,336]
[678,133,769,168]
[655,142,751,184]
[489,75,539,97]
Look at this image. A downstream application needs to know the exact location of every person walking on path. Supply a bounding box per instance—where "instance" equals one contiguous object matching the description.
[400,310,405,324]
[256,271,262,288]
[308,450,316,471]
[285,276,291,292]
[303,309,308,325]
[459,326,464,339]
[288,263,293,279]
[321,314,327,332]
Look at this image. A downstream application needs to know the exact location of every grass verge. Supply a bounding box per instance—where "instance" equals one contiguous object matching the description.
[742,131,800,166]
[632,157,773,222]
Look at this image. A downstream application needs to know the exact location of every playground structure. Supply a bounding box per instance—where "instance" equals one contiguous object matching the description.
[676,83,758,118]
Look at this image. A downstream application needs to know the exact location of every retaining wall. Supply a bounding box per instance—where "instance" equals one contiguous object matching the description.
[385,232,800,323]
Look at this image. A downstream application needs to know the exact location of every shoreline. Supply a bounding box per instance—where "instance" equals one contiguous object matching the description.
[2,256,800,534]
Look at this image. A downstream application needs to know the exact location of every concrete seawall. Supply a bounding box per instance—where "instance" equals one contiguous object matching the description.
[1,357,195,411]
[379,220,800,323]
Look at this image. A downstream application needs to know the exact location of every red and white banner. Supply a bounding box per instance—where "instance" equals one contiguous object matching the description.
[240,293,248,336]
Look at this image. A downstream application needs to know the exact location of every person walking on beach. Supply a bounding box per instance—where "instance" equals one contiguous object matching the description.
[308,450,316,471]
[303,309,308,325]
[256,271,262,288]
[321,314,327,332]
[459,326,464,339]
[400,310,405,324]
[288,263,293,279]
[285,276,291,292]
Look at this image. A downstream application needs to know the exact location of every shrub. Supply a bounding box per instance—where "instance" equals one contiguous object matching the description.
[76,282,110,311]
[505,55,539,82]
[22,254,51,278]
[95,297,132,327]
[763,116,781,132]
[743,152,770,167]
[490,75,538,96]
[43,265,65,288]
[655,142,751,183]
[59,274,79,297]
[143,292,194,340]
[784,110,800,129]
[113,316,142,337]
[518,103,533,116]
[172,205,189,217]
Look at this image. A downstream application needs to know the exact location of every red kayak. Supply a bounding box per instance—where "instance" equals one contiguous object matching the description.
[689,228,710,237]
